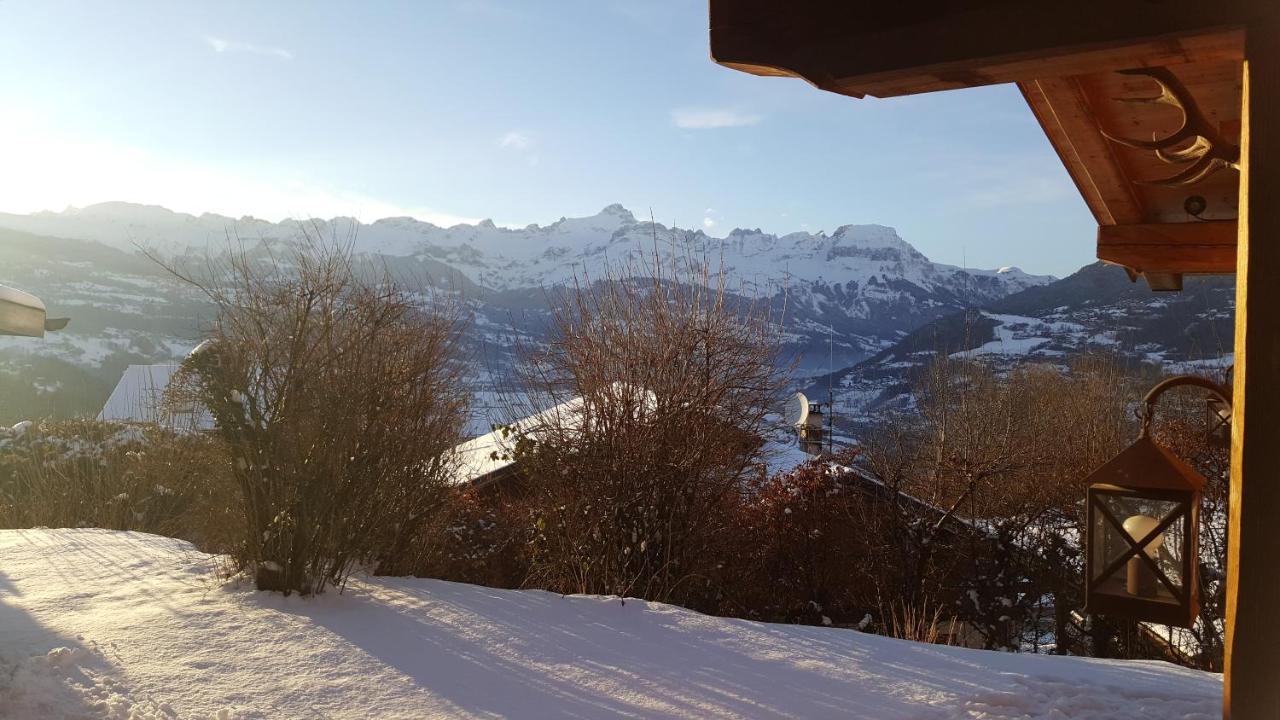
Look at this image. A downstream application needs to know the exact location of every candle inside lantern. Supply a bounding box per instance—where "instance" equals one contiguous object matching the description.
[1123,514,1164,597]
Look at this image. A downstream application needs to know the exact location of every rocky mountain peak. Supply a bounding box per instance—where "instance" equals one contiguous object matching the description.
[0,202,1055,372]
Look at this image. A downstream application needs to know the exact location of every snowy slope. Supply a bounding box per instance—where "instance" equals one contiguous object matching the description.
[0,529,1220,719]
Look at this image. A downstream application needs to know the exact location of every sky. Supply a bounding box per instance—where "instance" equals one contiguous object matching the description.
[0,0,1098,277]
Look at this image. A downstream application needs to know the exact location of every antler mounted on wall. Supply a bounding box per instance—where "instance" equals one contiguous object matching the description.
[1102,67,1240,188]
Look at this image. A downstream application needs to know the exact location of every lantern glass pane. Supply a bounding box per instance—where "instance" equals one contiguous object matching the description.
[1091,494,1184,604]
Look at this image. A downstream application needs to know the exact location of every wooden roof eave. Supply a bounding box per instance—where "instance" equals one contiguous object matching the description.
[711,1,1256,288]
[1020,76,1238,289]
[710,1,1261,99]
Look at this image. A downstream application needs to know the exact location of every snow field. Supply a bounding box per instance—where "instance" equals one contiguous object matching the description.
[0,529,1220,719]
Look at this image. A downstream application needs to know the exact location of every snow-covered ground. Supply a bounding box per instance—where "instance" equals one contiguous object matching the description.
[0,529,1221,719]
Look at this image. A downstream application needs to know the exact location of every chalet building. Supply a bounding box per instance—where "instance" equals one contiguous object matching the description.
[838,465,1004,647]
[448,396,1010,649]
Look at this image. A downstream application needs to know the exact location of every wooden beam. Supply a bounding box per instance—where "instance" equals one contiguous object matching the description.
[1097,221,1237,274]
[711,0,1263,98]
[842,31,1243,99]
[1224,19,1280,720]
[1021,77,1145,226]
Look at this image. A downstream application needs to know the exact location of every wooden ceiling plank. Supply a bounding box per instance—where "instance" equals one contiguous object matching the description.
[1023,77,1146,226]
[830,30,1244,99]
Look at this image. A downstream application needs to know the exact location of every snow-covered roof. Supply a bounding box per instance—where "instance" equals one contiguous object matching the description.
[98,364,213,430]
[763,437,814,476]
[448,383,658,487]
[448,395,587,487]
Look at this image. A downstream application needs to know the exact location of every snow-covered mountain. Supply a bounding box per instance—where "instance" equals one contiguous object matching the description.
[0,204,1238,447]
[0,202,1052,375]
[0,201,1048,294]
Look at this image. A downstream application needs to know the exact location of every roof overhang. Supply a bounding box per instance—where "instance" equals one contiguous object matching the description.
[710,0,1278,289]
[710,1,1263,99]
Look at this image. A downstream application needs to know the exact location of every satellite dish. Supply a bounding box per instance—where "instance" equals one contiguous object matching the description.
[783,392,809,427]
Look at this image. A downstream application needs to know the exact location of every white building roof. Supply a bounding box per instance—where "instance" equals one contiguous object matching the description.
[98,364,213,430]
[448,395,585,487]
[448,384,657,487]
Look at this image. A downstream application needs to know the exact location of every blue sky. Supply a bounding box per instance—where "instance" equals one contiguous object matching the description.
[0,0,1097,276]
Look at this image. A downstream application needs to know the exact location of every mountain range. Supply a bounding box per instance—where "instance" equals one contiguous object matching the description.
[0,202,1233,430]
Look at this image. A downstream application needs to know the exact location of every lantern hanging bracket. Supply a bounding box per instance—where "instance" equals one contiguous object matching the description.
[1138,374,1233,438]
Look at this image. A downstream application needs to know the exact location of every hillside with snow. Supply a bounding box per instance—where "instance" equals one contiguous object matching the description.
[0,529,1221,719]
[811,262,1235,427]
[0,203,1052,422]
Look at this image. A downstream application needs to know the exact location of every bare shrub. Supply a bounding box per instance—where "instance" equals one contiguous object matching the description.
[511,246,787,606]
[723,459,874,625]
[164,236,469,595]
[399,486,532,589]
[873,353,1241,661]
[0,419,240,551]
[852,354,1142,651]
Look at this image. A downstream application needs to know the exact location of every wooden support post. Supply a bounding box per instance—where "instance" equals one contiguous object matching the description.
[1224,19,1280,720]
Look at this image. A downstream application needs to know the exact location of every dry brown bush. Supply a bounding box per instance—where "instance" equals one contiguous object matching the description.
[509,246,788,606]
[398,486,533,589]
[163,235,469,595]
[0,419,240,552]
[720,459,877,624]
[855,354,1143,650]
[883,600,957,645]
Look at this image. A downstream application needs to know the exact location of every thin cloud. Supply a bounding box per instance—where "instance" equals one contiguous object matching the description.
[497,131,532,151]
[910,149,1074,209]
[205,36,294,61]
[497,131,539,166]
[671,108,761,130]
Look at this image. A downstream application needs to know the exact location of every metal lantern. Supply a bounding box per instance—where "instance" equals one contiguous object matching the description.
[1205,396,1232,448]
[1083,376,1229,628]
